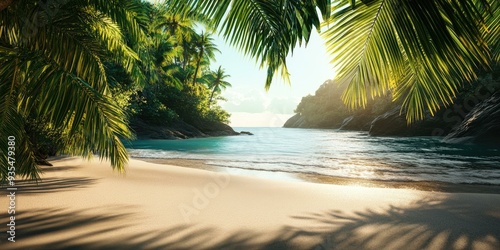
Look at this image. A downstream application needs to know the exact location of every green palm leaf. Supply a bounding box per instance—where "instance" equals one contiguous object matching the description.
[206,66,232,104]
[0,0,145,182]
[192,32,220,86]
[166,0,331,89]
[323,0,493,122]
[484,0,500,62]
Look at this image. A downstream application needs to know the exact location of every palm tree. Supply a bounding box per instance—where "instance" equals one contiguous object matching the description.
[166,0,331,89]
[156,11,199,69]
[166,0,499,122]
[0,0,147,181]
[207,66,232,105]
[192,32,220,87]
[140,4,184,89]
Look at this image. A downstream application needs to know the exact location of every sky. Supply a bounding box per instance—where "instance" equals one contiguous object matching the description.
[146,0,336,127]
[210,31,336,127]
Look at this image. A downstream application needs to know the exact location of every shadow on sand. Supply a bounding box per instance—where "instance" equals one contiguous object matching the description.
[0,194,498,250]
[6,176,97,195]
[295,195,500,250]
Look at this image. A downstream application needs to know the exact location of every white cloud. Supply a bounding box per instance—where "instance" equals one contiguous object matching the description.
[220,86,300,114]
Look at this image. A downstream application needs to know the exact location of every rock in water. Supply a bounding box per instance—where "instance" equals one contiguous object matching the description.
[445,93,500,144]
[369,106,408,136]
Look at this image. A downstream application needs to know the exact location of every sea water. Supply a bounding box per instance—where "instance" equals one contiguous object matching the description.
[126,127,500,185]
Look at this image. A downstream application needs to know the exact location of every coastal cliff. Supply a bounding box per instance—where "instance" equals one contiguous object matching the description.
[444,93,500,144]
[285,77,500,144]
[131,118,239,140]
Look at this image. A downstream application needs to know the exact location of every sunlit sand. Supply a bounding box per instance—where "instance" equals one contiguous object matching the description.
[1,157,499,249]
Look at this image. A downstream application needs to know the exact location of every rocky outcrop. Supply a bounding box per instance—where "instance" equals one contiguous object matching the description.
[191,119,240,137]
[339,115,373,131]
[368,106,409,136]
[283,113,343,128]
[285,104,462,137]
[444,93,500,144]
[368,106,458,137]
[284,75,499,142]
[131,119,238,140]
[283,114,310,128]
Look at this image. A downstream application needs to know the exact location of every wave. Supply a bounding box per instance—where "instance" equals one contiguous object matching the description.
[126,128,500,186]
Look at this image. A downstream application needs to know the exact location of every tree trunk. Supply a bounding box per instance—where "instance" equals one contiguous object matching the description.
[192,48,203,85]
[0,0,14,11]
[209,88,216,106]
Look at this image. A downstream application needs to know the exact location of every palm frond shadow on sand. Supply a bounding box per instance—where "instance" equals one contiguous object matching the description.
[293,196,500,250]
[2,164,97,194]
[1,194,498,250]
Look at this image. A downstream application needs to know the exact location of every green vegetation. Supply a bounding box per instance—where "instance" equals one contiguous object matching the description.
[169,0,499,122]
[289,69,500,131]
[0,1,231,181]
[324,0,500,123]
[166,0,331,89]
[293,80,393,128]
[126,4,230,127]
[1,0,147,180]
[1,0,499,181]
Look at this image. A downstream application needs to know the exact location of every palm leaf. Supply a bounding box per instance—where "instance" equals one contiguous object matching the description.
[323,0,492,122]
[484,0,500,62]
[166,0,331,89]
[0,55,40,181]
[0,0,144,181]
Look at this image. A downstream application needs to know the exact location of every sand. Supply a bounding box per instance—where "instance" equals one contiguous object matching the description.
[1,157,499,249]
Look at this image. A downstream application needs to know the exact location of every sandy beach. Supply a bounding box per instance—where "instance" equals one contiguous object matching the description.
[1,157,499,250]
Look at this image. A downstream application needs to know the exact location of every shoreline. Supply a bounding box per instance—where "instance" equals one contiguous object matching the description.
[136,157,500,194]
[1,157,499,249]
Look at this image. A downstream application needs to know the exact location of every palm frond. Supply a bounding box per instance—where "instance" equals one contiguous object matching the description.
[166,0,331,89]
[484,0,500,62]
[86,0,149,47]
[0,56,39,182]
[324,0,492,122]
[0,0,144,181]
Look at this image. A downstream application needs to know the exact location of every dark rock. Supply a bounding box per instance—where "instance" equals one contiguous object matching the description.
[316,113,344,128]
[240,131,254,135]
[339,115,373,131]
[369,106,409,136]
[131,118,238,140]
[368,104,462,137]
[409,109,456,136]
[283,113,300,127]
[283,114,310,128]
[444,93,500,144]
[192,120,239,137]
[132,120,206,139]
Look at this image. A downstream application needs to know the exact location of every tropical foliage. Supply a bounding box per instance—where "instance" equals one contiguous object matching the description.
[3,0,499,181]
[293,79,393,128]
[167,0,499,122]
[166,0,332,89]
[323,0,499,122]
[127,4,231,127]
[206,66,232,105]
[0,1,232,182]
[0,0,147,181]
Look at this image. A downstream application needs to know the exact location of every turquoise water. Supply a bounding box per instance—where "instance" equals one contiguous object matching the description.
[126,128,500,185]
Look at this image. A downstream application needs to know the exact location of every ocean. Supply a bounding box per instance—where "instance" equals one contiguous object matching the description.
[126,127,500,186]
